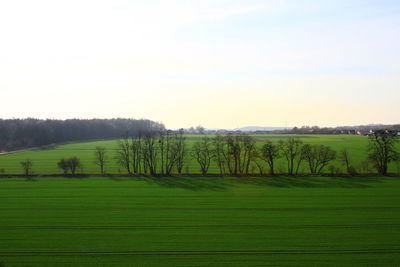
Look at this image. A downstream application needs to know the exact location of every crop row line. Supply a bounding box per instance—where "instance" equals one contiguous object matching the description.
[1,249,400,257]
[1,224,400,230]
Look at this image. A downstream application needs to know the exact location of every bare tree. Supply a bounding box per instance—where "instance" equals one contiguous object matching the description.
[368,135,399,175]
[192,137,213,175]
[159,131,166,175]
[302,144,336,174]
[241,135,256,175]
[339,148,356,175]
[339,148,350,172]
[20,159,33,176]
[68,157,81,175]
[211,134,255,175]
[131,134,142,174]
[158,129,187,175]
[94,146,107,174]
[165,131,177,175]
[212,135,229,174]
[251,150,266,175]
[175,129,186,174]
[226,135,240,174]
[260,140,280,175]
[115,136,131,174]
[279,138,304,175]
[228,135,256,175]
[159,130,177,175]
[142,131,158,175]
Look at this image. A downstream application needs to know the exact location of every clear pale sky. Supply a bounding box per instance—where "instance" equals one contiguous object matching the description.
[0,0,399,129]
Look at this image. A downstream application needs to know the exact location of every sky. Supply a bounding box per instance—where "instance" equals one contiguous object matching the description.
[0,0,399,129]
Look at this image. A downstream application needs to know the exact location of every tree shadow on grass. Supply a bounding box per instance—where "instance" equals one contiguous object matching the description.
[135,176,229,191]
[234,176,387,189]
[108,175,391,191]
[60,174,91,179]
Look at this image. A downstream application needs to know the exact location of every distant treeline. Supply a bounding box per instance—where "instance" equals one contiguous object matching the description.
[0,118,164,152]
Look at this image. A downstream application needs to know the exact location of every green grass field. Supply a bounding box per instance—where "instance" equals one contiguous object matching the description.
[0,176,400,266]
[1,135,398,175]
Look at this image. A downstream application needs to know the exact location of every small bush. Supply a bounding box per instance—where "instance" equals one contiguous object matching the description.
[57,157,82,175]
[57,158,69,174]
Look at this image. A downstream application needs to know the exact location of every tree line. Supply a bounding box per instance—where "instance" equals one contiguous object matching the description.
[0,118,164,152]
[37,132,398,176]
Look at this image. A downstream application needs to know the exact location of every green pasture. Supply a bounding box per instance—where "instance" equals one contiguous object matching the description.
[0,176,400,266]
[0,135,398,174]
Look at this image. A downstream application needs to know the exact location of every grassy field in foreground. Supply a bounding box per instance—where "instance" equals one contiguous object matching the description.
[0,176,400,266]
[0,134,399,175]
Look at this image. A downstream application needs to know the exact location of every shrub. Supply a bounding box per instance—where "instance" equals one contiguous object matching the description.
[57,157,82,175]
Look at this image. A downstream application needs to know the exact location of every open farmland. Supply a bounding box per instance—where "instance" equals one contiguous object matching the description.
[0,134,398,175]
[0,176,400,266]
